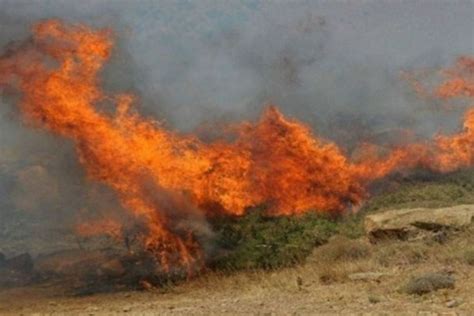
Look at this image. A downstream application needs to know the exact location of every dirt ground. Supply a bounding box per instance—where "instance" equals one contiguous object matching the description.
[1,255,472,315]
[1,212,473,315]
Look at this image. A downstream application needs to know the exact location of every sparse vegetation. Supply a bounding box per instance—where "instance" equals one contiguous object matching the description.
[403,272,455,295]
[375,242,430,266]
[313,236,370,262]
[361,169,474,213]
[368,294,382,304]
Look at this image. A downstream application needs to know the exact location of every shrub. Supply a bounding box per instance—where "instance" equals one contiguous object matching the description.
[368,295,381,304]
[209,207,338,270]
[403,272,455,295]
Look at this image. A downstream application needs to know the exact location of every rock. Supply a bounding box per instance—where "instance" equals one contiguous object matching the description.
[446,299,462,308]
[0,252,5,266]
[365,205,474,242]
[348,272,392,281]
[404,272,455,295]
[122,306,132,312]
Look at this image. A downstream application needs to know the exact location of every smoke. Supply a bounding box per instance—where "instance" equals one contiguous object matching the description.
[0,0,473,257]
[1,1,472,129]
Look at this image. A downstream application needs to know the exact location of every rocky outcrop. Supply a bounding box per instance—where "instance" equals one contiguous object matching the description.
[365,204,474,242]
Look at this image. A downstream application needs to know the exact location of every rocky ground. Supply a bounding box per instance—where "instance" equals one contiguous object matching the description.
[1,205,473,315]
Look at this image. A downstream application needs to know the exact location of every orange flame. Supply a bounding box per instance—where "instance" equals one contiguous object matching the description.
[0,20,472,272]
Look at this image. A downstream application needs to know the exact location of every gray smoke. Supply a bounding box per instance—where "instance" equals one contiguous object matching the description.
[0,0,473,256]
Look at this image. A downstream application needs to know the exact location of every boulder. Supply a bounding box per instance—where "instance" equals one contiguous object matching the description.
[365,204,474,242]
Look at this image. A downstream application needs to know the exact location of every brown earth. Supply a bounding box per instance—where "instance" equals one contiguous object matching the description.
[1,226,473,315]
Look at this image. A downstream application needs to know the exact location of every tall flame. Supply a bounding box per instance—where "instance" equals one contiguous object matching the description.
[0,20,472,271]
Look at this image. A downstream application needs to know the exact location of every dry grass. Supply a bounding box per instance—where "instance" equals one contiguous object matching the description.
[313,236,371,262]
[463,250,474,265]
[300,225,473,289]
[375,241,430,267]
[305,236,374,284]
[1,226,473,314]
[155,225,474,313]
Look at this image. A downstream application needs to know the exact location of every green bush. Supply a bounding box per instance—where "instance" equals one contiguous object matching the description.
[209,207,338,270]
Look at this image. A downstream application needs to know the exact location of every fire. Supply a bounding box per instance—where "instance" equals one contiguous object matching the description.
[432,57,474,172]
[0,20,472,272]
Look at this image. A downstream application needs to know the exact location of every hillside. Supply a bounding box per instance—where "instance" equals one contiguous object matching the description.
[1,170,473,315]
